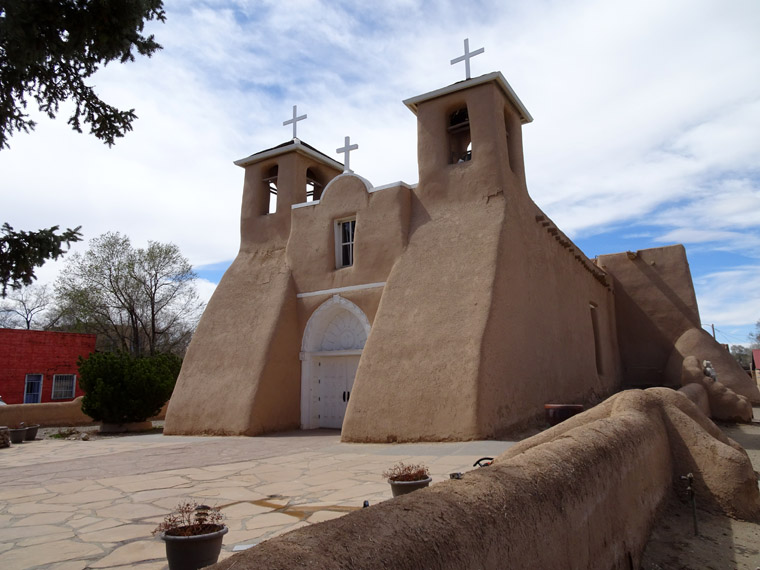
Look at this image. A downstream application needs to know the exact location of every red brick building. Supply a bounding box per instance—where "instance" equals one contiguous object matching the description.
[0,329,96,404]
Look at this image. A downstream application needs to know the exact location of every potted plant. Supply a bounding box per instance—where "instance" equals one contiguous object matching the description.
[383,461,432,497]
[9,422,26,444]
[153,501,227,570]
[24,423,40,440]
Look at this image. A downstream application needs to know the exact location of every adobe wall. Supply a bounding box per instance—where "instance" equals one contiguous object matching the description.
[0,398,167,428]
[164,249,302,435]
[212,389,760,570]
[666,327,760,403]
[342,84,517,441]
[598,247,760,403]
[341,194,503,441]
[287,176,411,293]
[342,80,621,442]
[597,247,700,387]
[0,396,94,427]
[478,200,621,436]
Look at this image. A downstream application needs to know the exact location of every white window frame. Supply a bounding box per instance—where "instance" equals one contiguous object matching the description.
[334,217,356,269]
[51,374,77,400]
[24,374,43,403]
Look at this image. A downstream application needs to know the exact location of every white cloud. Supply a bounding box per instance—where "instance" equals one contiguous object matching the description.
[2,0,760,333]
[195,278,219,307]
[694,266,760,327]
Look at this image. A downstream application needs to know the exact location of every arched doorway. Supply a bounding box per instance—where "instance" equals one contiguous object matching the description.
[300,295,370,430]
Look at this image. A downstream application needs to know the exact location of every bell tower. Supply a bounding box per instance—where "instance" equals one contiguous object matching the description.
[403,71,533,199]
[234,139,343,247]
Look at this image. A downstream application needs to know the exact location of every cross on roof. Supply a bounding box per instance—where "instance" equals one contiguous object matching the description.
[336,136,358,172]
[283,105,307,139]
[450,38,484,80]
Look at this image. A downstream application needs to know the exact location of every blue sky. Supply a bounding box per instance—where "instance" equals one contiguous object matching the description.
[1,0,759,345]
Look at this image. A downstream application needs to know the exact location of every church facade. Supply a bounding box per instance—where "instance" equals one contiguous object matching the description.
[164,71,758,441]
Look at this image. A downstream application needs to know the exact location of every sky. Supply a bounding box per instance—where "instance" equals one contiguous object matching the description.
[1,0,759,346]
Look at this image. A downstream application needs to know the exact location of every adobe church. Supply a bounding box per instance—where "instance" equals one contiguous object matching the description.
[165,54,758,440]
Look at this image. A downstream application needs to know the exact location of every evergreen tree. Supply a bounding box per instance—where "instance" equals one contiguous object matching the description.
[0,0,165,149]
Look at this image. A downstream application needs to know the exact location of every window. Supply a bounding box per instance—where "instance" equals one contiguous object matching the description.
[504,109,519,173]
[335,218,356,268]
[52,374,77,400]
[263,165,278,214]
[504,113,513,172]
[24,374,43,403]
[589,303,603,374]
[448,106,471,164]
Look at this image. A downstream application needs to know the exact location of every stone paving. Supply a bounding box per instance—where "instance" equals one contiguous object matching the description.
[0,429,515,569]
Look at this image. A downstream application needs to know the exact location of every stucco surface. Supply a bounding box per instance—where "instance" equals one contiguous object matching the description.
[342,77,621,442]
[211,389,760,570]
[598,246,756,405]
[0,398,167,428]
[288,177,411,292]
[0,396,93,427]
[164,249,301,435]
[599,246,701,388]
[677,354,753,422]
[667,328,760,404]
[677,382,711,417]
[341,199,502,442]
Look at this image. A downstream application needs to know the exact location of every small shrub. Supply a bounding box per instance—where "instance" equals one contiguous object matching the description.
[153,501,225,537]
[78,351,181,424]
[382,461,430,482]
[49,428,79,439]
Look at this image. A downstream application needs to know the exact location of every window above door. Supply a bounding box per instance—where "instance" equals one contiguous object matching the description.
[335,217,356,269]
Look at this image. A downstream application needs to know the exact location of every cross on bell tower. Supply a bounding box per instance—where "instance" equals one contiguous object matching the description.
[450,38,484,80]
[336,136,358,172]
[283,105,307,139]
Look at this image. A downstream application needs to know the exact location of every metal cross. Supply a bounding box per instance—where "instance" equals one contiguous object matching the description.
[336,136,358,172]
[450,38,484,80]
[283,105,307,139]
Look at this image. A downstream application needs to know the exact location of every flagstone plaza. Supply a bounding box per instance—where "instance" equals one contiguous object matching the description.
[0,429,514,569]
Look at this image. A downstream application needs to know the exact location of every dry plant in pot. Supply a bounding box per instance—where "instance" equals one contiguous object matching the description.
[8,422,27,444]
[383,461,432,497]
[153,501,228,570]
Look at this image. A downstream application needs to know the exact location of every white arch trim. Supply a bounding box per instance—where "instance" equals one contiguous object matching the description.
[301,294,371,353]
[319,171,374,201]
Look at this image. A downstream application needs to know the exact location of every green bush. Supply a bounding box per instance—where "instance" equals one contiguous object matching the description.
[78,352,181,424]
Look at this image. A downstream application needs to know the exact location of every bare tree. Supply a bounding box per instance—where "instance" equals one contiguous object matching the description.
[731,345,752,369]
[0,283,52,329]
[54,232,204,356]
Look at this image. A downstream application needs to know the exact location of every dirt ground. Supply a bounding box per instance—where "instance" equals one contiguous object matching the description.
[641,417,760,570]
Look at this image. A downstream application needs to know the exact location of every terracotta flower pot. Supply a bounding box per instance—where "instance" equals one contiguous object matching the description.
[544,404,584,426]
[388,476,432,497]
[25,424,40,441]
[160,525,228,570]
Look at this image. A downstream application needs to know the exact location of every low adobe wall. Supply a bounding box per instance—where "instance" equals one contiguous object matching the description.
[212,389,759,570]
[0,397,93,428]
[0,398,168,428]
